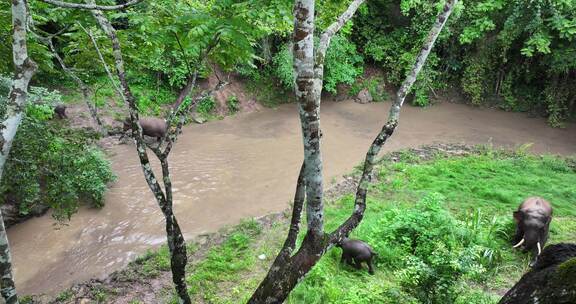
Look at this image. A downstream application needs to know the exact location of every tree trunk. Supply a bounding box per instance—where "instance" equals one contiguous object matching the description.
[0,0,38,303]
[249,1,458,302]
[87,4,192,303]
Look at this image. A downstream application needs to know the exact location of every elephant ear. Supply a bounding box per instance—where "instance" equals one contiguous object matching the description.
[513,211,523,223]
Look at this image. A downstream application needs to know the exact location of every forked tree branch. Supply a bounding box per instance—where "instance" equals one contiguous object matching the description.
[279,162,306,258]
[87,2,167,205]
[39,0,143,10]
[329,0,459,243]
[84,3,192,302]
[316,0,366,65]
[78,22,124,99]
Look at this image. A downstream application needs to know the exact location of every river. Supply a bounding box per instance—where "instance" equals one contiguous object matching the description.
[7,100,576,295]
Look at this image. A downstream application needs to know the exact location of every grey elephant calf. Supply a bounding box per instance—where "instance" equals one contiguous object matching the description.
[122,117,167,141]
[337,238,376,275]
[512,197,553,266]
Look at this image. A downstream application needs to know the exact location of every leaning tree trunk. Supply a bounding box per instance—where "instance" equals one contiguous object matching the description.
[87,5,192,303]
[0,0,38,303]
[248,0,458,302]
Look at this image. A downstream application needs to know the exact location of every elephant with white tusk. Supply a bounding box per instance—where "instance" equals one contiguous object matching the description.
[512,197,553,267]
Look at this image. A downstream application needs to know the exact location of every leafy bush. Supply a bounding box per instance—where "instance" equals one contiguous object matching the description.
[362,193,505,303]
[324,35,364,93]
[196,96,216,116]
[0,108,115,221]
[349,77,389,102]
[272,44,295,90]
[353,0,576,124]
[227,95,240,113]
[272,34,364,93]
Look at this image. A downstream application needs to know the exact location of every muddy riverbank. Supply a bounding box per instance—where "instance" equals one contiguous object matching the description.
[8,99,576,296]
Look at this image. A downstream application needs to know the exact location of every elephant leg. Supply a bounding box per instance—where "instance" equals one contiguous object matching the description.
[346,257,354,267]
[340,252,347,264]
[354,259,362,270]
[367,258,375,275]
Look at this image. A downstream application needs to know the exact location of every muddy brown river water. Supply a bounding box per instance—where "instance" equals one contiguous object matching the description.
[7,100,576,296]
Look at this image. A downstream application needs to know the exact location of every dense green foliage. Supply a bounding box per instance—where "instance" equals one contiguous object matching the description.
[4,0,574,124]
[0,83,115,221]
[353,0,576,123]
[272,34,364,93]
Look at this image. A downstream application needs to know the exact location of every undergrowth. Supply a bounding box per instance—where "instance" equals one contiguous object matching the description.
[55,148,576,304]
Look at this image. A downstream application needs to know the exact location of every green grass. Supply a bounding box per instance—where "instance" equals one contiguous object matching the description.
[85,149,575,304]
[187,150,575,303]
[384,153,576,216]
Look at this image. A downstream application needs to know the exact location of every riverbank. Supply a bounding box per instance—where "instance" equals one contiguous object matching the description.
[9,96,576,297]
[24,144,576,303]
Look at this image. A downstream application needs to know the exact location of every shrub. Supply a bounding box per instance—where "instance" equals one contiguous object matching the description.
[0,106,115,221]
[227,95,240,113]
[272,34,364,93]
[349,77,389,102]
[196,96,216,116]
[363,193,505,303]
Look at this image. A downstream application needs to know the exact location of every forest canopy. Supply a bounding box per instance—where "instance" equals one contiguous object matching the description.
[1,0,574,125]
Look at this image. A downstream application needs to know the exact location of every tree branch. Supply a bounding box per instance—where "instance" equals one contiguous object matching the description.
[316,0,366,65]
[329,0,459,243]
[39,0,143,10]
[78,22,124,99]
[162,79,227,158]
[280,162,306,258]
[44,36,106,134]
[87,2,167,206]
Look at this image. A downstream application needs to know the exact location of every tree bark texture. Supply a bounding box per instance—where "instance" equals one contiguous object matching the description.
[0,1,38,303]
[249,1,458,302]
[86,4,192,303]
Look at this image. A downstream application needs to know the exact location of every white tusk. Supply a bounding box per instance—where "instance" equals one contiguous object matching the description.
[512,238,525,248]
[537,242,542,256]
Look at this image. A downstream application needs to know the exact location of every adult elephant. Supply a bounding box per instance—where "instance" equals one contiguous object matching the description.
[512,197,553,266]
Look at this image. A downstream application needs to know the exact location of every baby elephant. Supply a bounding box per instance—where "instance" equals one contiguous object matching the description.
[337,238,376,275]
[54,104,67,119]
[512,197,553,266]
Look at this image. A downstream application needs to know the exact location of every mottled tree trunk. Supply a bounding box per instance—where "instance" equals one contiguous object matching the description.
[86,5,192,303]
[0,0,38,303]
[249,1,458,302]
